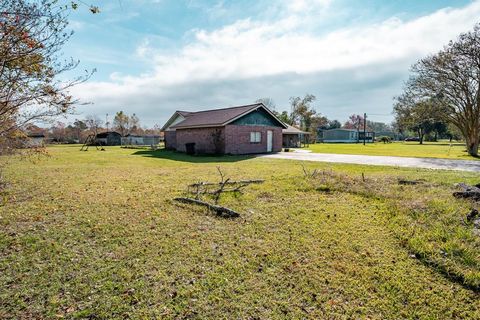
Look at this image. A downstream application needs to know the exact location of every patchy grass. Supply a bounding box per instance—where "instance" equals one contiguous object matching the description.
[0,145,479,319]
[307,141,479,160]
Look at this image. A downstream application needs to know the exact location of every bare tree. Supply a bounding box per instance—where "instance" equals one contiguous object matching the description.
[401,23,480,156]
[85,115,103,136]
[255,97,276,110]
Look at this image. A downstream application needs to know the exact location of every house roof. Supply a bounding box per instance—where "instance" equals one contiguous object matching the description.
[321,128,375,133]
[282,125,310,135]
[168,103,288,130]
[177,111,192,117]
[27,132,45,138]
[125,134,161,138]
[322,128,358,132]
[96,131,121,138]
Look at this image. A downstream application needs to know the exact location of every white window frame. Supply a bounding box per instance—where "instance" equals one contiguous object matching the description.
[250,132,261,143]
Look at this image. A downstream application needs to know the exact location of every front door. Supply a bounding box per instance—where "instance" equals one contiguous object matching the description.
[267,130,273,152]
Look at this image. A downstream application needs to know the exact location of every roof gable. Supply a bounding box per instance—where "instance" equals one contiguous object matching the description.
[169,103,287,129]
[161,111,190,131]
[231,107,283,127]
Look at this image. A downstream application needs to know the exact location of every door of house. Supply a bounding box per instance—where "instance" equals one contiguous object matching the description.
[267,130,273,152]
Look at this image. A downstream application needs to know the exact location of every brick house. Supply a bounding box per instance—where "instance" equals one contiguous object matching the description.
[161,103,288,155]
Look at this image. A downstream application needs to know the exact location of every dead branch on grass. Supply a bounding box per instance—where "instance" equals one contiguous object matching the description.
[174,197,240,218]
[187,167,264,201]
[398,179,425,185]
[175,167,265,218]
[188,179,265,188]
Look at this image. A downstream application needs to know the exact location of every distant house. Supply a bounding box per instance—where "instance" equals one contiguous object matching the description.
[161,103,288,155]
[121,134,161,146]
[318,128,375,143]
[26,133,46,147]
[95,131,121,146]
[282,125,310,148]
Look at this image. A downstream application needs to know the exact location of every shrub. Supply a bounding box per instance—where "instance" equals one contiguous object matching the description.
[378,136,392,144]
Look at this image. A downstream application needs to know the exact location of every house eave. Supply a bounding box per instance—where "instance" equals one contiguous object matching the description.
[173,124,225,130]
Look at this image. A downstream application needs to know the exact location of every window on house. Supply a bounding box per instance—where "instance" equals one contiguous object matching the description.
[250,132,261,143]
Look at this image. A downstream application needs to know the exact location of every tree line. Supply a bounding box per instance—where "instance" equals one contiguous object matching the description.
[26,111,162,144]
[256,96,396,142]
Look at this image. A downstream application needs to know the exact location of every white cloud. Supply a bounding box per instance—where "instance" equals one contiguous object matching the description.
[72,1,480,125]
[135,38,151,58]
[287,0,332,12]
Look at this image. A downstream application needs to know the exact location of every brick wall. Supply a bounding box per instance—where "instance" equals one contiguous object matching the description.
[164,130,177,150]
[224,125,282,155]
[174,125,282,155]
[176,127,225,154]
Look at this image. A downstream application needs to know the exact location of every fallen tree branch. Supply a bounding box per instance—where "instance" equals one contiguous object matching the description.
[190,184,249,195]
[174,197,240,218]
[188,179,264,188]
[398,179,425,185]
[213,178,230,204]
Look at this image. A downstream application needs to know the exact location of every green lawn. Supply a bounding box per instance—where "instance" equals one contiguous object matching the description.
[307,141,479,160]
[1,145,479,319]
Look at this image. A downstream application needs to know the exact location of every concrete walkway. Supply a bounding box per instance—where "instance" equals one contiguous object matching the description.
[259,152,480,172]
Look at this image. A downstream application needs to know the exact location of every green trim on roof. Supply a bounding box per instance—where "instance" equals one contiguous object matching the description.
[231,108,283,127]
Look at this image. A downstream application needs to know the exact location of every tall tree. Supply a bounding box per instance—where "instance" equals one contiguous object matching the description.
[275,111,291,125]
[113,111,141,136]
[0,0,94,153]
[289,94,317,130]
[400,23,480,155]
[73,119,87,142]
[113,111,129,136]
[129,113,140,134]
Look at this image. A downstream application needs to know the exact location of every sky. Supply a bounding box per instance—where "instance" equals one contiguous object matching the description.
[62,0,480,128]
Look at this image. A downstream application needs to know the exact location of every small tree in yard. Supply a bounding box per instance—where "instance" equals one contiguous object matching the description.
[398,23,480,156]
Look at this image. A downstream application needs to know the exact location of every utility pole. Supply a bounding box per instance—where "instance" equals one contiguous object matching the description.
[106,113,109,132]
[363,112,367,145]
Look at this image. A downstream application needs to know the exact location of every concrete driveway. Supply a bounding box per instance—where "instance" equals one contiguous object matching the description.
[259,152,480,172]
